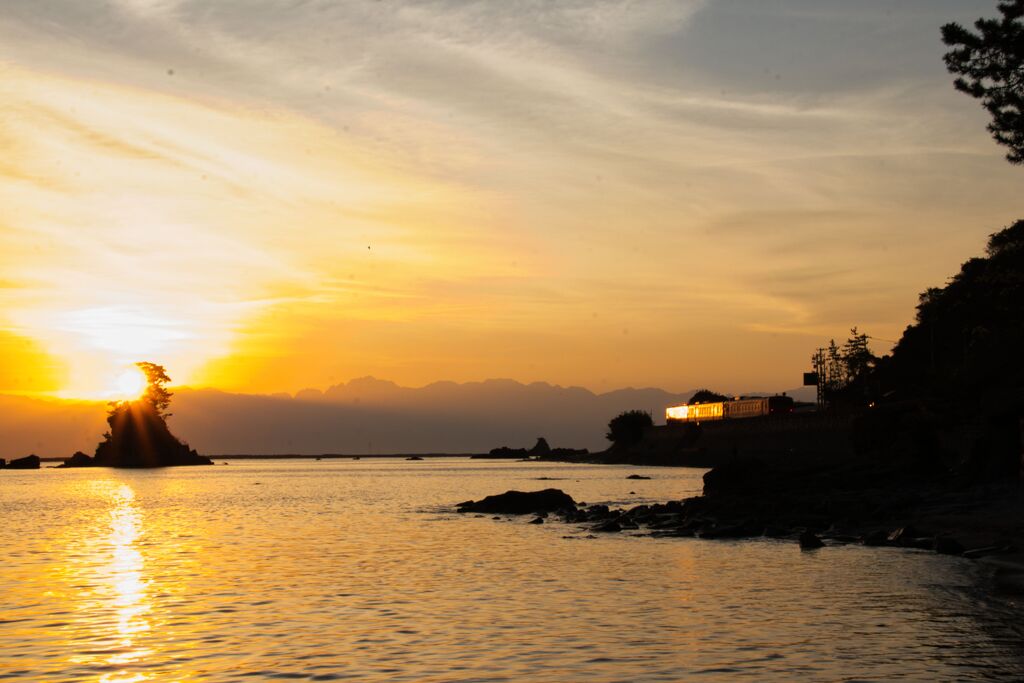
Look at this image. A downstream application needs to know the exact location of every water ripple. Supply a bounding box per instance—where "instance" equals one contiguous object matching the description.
[0,460,1021,681]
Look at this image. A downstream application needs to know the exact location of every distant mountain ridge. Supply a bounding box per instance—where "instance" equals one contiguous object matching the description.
[0,378,815,457]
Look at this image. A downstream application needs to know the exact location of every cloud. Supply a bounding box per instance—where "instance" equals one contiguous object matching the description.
[0,0,1020,396]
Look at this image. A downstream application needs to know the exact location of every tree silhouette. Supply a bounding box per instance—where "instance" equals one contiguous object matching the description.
[942,1,1024,164]
[689,389,729,404]
[135,361,173,417]
[606,410,653,447]
[841,327,875,384]
[817,329,878,409]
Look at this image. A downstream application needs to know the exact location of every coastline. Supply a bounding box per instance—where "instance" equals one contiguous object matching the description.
[473,412,1024,586]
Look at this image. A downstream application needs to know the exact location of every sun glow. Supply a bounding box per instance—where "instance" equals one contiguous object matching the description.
[112,367,148,401]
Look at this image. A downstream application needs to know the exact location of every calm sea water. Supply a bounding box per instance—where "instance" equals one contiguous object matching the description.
[1,458,1021,682]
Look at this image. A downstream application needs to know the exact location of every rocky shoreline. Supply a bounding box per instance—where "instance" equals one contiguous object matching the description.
[455,455,1024,593]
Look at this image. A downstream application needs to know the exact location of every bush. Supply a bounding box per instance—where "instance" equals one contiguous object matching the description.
[606,410,653,447]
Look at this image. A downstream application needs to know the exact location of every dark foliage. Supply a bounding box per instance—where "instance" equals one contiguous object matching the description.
[688,389,729,404]
[818,328,878,410]
[874,220,1024,402]
[606,409,653,446]
[942,1,1024,164]
[136,361,173,417]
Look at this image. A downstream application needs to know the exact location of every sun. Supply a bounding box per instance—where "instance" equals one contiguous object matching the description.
[112,367,148,401]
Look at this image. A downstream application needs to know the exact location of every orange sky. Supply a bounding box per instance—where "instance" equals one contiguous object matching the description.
[1,1,1020,399]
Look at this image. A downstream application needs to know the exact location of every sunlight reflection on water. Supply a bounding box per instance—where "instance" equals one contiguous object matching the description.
[62,482,153,682]
[104,484,152,678]
[1,459,1022,682]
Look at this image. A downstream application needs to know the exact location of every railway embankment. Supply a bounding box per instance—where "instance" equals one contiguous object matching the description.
[541,412,857,468]
[616,412,855,467]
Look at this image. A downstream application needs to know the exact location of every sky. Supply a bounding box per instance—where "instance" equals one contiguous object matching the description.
[0,0,1020,399]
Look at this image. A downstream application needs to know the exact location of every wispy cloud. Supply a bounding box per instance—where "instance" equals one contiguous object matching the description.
[0,0,1019,395]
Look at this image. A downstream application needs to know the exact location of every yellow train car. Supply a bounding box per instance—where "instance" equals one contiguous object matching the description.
[665,396,793,423]
[665,402,725,422]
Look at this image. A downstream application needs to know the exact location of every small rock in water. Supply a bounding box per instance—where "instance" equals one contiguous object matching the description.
[457,489,576,514]
[626,474,651,480]
[57,452,94,468]
[764,526,792,538]
[963,545,1014,559]
[593,520,622,533]
[862,530,889,546]
[887,525,926,546]
[903,536,936,551]
[700,522,762,540]
[6,455,41,470]
[799,531,825,550]
[529,517,545,525]
[933,537,965,556]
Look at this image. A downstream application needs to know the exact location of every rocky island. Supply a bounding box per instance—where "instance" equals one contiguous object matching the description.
[58,362,212,468]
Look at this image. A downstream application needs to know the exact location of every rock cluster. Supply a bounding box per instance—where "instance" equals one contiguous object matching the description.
[473,437,588,460]
[1,455,40,470]
[457,467,1021,561]
[56,452,94,468]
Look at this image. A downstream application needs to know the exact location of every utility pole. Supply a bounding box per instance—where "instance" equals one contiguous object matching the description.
[805,348,826,412]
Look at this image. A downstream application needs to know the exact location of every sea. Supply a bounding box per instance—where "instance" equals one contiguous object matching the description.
[1,458,1021,682]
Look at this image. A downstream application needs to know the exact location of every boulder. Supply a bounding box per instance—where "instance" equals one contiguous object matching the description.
[862,530,889,546]
[648,514,684,529]
[57,452,95,468]
[963,545,1015,559]
[6,455,41,470]
[934,537,965,556]
[700,522,763,540]
[0,458,5,468]
[475,446,529,459]
[593,520,622,533]
[456,488,576,514]
[764,526,793,538]
[799,531,825,549]
[903,537,937,551]
[887,525,926,546]
[529,517,545,525]
[702,458,768,496]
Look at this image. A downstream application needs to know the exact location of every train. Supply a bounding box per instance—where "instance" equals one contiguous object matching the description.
[665,395,794,423]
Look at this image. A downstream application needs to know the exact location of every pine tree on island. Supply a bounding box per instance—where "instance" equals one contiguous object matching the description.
[63,362,211,468]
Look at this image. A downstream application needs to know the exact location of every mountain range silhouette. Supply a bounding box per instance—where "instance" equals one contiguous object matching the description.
[0,377,813,457]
